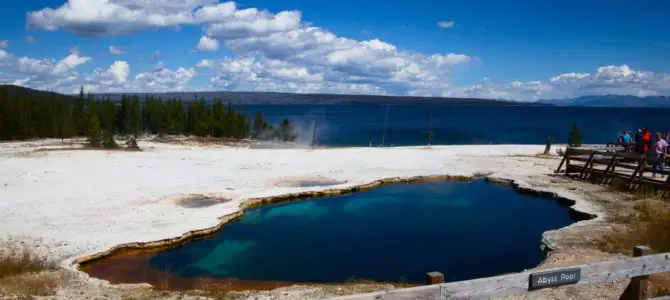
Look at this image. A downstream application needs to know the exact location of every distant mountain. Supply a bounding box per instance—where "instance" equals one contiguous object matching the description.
[92,91,545,106]
[540,95,670,107]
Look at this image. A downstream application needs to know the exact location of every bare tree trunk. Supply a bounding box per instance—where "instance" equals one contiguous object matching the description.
[381,104,390,147]
[544,135,553,155]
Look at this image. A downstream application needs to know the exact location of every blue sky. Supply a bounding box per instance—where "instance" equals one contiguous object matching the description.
[0,0,669,101]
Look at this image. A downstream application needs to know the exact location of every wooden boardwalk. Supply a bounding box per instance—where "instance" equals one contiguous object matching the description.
[330,246,670,300]
[554,146,670,192]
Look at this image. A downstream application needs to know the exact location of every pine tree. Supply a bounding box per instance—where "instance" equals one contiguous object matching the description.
[102,130,118,148]
[279,118,297,142]
[59,98,75,140]
[116,95,132,135]
[0,85,11,139]
[126,136,140,150]
[130,96,141,137]
[87,114,102,147]
[252,111,268,133]
[568,123,583,148]
[234,112,249,139]
[73,86,86,136]
[223,102,233,137]
[212,99,226,137]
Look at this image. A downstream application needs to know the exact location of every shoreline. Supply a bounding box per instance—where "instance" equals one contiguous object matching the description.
[0,138,620,298]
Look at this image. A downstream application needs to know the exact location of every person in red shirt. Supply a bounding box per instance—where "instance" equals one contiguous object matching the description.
[643,128,651,154]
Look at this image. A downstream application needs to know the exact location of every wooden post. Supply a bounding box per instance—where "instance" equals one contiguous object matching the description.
[565,147,572,175]
[630,155,646,189]
[580,153,596,179]
[555,148,568,173]
[425,272,444,285]
[619,246,651,300]
[603,153,618,184]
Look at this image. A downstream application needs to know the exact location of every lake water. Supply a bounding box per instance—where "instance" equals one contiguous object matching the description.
[240,104,670,147]
[82,180,577,287]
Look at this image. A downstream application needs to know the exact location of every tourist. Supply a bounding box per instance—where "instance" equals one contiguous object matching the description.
[622,130,632,152]
[635,129,643,154]
[651,132,668,178]
[642,128,651,154]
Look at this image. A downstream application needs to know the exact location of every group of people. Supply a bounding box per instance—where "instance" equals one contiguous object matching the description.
[616,128,668,177]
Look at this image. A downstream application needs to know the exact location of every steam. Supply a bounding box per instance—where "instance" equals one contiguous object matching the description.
[290,117,331,147]
[247,108,332,148]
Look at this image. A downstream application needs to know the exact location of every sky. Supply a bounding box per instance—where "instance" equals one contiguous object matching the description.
[0,0,669,101]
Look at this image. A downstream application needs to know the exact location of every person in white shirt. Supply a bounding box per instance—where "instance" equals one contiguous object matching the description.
[651,132,668,178]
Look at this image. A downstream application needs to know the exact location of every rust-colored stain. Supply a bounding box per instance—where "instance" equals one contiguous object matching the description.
[79,248,416,292]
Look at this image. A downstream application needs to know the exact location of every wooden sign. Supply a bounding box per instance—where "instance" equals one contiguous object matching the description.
[528,267,581,290]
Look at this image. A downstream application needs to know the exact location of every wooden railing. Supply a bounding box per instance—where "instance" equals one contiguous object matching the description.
[328,246,670,300]
[554,146,670,189]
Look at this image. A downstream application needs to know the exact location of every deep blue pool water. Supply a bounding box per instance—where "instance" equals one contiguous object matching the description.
[146,180,575,284]
[239,104,670,147]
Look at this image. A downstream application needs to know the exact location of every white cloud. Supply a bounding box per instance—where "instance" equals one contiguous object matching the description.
[437,20,455,29]
[448,65,670,101]
[195,36,219,52]
[550,72,590,83]
[27,0,300,39]
[135,67,197,92]
[109,61,129,83]
[222,27,471,94]
[25,35,37,43]
[204,9,301,39]
[52,53,91,75]
[109,45,126,55]
[195,59,215,68]
[21,2,670,101]
[26,1,470,95]
[0,40,8,49]
[0,48,198,93]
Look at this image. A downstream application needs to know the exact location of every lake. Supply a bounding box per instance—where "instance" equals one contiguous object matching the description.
[81,180,578,288]
[239,104,670,147]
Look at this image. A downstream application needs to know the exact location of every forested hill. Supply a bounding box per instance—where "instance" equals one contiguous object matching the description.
[92,91,531,106]
[3,85,74,101]
[0,85,291,143]
[1,84,539,106]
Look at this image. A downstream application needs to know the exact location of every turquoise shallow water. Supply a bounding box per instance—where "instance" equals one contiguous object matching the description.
[147,180,576,284]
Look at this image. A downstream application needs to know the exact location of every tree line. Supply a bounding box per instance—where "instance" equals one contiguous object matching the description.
[0,85,296,145]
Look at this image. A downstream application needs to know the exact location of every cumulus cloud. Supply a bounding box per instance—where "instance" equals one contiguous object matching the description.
[204,9,301,39]
[25,35,37,43]
[437,20,455,29]
[195,36,219,52]
[27,0,300,38]
[0,40,8,49]
[52,53,91,75]
[26,1,471,95]
[22,2,670,101]
[195,59,215,68]
[219,26,471,94]
[109,45,126,55]
[109,61,129,83]
[135,66,196,91]
[0,48,198,93]
[447,65,670,101]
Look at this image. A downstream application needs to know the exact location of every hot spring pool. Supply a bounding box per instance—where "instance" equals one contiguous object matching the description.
[81,179,579,290]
